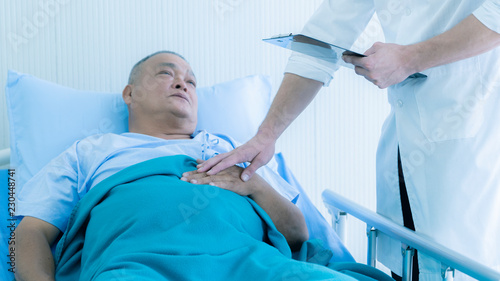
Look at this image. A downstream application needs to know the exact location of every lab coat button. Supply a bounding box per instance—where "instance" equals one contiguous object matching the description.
[397,100,403,107]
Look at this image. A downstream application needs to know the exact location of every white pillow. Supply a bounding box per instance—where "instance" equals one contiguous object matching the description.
[5,70,272,189]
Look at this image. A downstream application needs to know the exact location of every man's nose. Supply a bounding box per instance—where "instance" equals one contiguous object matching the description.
[173,79,187,91]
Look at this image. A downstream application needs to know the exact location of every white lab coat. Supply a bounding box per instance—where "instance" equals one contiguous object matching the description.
[285,1,500,280]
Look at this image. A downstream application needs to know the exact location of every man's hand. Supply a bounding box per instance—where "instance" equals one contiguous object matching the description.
[344,15,500,89]
[343,42,418,89]
[196,131,276,182]
[182,161,267,197]
[183,160,309,250]
[197,73,323,182]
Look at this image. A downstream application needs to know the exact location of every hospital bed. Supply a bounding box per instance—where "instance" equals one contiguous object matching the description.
[2,71,499,280]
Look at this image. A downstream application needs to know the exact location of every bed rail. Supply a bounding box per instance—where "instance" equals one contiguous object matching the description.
[0,148,10,166]
[322,189,500,281]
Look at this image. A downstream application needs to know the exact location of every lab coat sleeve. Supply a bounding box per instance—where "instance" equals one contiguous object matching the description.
[473,0,500,34]
[284,0,376,86]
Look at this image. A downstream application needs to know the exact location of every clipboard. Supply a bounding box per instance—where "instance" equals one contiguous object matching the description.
[263,34,426,79]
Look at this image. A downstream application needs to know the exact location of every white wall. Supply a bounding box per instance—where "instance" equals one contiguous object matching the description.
[0,0,390,263]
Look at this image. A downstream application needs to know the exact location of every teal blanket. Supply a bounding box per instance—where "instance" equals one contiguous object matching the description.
[54,155,356,281]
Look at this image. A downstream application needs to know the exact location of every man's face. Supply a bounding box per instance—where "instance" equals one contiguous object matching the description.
[126,53,198,128]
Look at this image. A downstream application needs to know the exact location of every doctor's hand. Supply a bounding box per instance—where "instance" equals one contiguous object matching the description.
[343,42,419,89]
[196,132,276,182]
[181,161,269,197]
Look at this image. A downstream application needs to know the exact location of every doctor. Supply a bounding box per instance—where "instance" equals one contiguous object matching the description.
[196,1,500,280]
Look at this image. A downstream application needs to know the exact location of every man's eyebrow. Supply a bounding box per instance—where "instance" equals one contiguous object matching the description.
[157,62,177,69]
[157,62,196,80]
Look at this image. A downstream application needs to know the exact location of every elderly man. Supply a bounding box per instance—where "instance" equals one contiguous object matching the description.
[14,51,361,281]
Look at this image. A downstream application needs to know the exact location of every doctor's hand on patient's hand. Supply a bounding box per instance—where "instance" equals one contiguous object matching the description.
[343,42,419,89]
[196,132,276,182]
[182,161,269,197]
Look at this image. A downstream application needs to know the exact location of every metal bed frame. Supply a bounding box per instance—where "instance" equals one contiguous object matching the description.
[323,189,500,281]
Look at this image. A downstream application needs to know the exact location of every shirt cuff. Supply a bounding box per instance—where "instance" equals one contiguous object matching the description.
[473,0,500,34]
[284,52,339,87]
[15,202,68,232]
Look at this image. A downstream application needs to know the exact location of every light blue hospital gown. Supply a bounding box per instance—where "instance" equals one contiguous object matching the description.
[16,130,299,233]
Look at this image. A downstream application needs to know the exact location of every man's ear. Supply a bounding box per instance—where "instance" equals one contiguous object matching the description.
[122,85,133,105]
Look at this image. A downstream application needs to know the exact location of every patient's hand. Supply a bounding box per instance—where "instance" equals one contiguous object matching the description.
[184,161,309,250]
[181,161,268,197]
